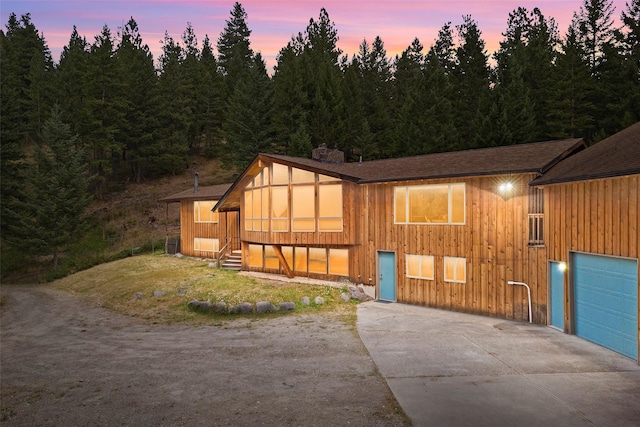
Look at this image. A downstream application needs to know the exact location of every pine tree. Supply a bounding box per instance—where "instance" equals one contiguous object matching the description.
[391,38,426,156]
[84,25,124,198]
[197,35,224,157]
[55,26,91,141]
[115,18,161,181]
[222,54,273,169]
[453,15,491,147]
[300,8,345,150]
[271,39,310,155]
[217,2,254,95]
[547,23,596,138]
[574,0,617,71]
[13,106,92,269]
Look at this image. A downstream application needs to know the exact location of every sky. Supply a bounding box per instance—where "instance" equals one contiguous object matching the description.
[1,0,629,71]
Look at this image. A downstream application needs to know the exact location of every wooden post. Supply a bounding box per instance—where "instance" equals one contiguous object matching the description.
[272,245,294,278]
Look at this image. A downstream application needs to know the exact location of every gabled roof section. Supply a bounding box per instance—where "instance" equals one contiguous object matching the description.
[532,122,640,185]
[267,138,585,184]
[158,183,232,203]
[214,139,586,212]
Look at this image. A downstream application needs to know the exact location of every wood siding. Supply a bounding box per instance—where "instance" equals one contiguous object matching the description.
[351,174,547,323]
[544,174,639,353]
[179,201,240,257]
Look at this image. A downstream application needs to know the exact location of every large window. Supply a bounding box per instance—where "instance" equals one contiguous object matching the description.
[194,238,219,253]
[245,169,268,231]
[249,244,348,276]
[194,201,219,223]
[406,254,435,280]
[249,244,263,268]
[394,183,465,224]
[444,257,466,283]
[244,163,343,233]
[318,184,343,231]
[292,185,316,231]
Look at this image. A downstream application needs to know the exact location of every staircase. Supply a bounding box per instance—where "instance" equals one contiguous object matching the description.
[221,250,242,271]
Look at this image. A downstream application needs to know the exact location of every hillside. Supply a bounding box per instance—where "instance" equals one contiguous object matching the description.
[6,158,239,284]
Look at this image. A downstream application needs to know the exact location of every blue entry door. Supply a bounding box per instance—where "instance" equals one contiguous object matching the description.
[379,251,396,301]
[549,261,565,330]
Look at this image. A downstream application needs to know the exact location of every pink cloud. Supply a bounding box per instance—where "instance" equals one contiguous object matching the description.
[1,0,628,69]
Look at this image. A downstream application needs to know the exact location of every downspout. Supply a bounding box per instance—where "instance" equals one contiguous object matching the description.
[508,281,532,323]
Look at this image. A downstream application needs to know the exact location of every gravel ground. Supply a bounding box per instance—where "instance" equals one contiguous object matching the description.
[0,286,407,426]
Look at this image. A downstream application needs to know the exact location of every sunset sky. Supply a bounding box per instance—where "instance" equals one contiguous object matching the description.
[1,0,628,70]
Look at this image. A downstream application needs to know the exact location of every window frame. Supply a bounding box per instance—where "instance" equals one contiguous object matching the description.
[405,254,435,280]
[444,256,466,283]
[193,237,220,253]
[194,200,219,223]
[394,183,466,225]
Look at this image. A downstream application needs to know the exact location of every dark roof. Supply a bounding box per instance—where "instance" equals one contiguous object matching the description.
[264,138,586,183]
[214,138,585,212]
[532,122,640,185]
[158,183,232,203]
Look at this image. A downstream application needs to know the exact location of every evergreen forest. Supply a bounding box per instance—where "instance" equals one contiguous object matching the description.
[1,0,639,276]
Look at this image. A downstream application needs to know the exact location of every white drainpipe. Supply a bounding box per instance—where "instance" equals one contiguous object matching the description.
[508,281,532,323]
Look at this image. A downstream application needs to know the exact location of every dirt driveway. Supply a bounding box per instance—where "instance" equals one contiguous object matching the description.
[0,286,407,426]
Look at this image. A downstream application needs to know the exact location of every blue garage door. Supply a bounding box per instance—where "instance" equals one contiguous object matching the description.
[573,253,638,359]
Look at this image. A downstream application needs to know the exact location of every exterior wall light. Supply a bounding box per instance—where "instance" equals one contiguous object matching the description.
[498,182,514,193]
[558,262,567,272]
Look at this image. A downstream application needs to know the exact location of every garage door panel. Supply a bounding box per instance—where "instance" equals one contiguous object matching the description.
[573,253,638,360]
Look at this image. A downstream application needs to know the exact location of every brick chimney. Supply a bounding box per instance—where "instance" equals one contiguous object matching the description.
[311,143,344,164]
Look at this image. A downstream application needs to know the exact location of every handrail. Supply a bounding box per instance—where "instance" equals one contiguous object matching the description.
[217,240,230,267]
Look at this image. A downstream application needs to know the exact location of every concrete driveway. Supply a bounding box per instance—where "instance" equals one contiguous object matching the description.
[357,301,640,426]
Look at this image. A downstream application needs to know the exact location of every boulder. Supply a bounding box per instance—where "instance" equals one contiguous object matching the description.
[153,290,167,298]
[279,302,296,311]
[188,299,213,312]
[301,296,310,306]
[349,285,372,302]
[340,292,351,302]
[314,296,325,305]
[231,302,253,314]
[212,302,228,314]
[133,292,145,300]
[256,301,277,313]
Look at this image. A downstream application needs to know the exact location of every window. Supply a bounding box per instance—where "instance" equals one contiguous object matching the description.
[528,187,544,245]
[444,257,466,283]
[194,201,219,223]
[292,185,315,231]
[308,247,327,273]
[271,186,289,231]
[243,162,343,233]
[247,244,348,276]
[244,168,268,231]
[329,248,349,275]
[264,245,280,269]
[194,238,219,253]
[249,244,263,268]
[406,254,434,280]
[294,247,308,272]
[291,167,315,183]
[318,184,343,231]
[394,183,465,224]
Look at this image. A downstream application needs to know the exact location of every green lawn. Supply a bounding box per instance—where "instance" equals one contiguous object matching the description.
[50,254,356,323]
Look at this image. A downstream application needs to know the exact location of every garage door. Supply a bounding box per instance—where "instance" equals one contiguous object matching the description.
[573,253,638,359]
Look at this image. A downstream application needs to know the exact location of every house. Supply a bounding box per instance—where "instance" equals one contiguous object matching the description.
[158,182,240,261]
[212,138,587,324]
[532,122,640,361]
